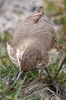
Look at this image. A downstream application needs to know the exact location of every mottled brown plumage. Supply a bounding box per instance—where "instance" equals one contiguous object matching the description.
[7,6,59,72]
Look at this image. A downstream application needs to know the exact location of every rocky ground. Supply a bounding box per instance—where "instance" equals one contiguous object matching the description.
[0,0,43,33]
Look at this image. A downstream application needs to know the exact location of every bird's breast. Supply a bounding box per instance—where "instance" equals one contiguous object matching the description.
[7,39,37,69]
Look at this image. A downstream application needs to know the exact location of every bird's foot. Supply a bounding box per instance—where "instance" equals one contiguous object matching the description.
[50,79,61,94]
[52,80,59,93]
[44,68,62,94]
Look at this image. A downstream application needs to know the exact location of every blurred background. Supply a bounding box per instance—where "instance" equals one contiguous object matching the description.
[0,0,66,100]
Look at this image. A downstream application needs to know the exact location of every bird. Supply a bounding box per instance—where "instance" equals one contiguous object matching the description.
[7,6,60,82]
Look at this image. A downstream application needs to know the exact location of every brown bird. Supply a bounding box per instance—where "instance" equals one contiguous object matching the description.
[7,6,60,82]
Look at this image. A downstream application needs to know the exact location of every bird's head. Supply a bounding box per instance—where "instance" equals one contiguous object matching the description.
[20,44,42,71]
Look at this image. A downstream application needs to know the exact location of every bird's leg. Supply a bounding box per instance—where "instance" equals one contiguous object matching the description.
[44,67,59,93]
[13,70,20,80]
[44,53,66,94]
[44,67,53,80]
[9,70,23,85]
[15,70,23,82]
[54,53,66,78]
[52,53,66,94]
